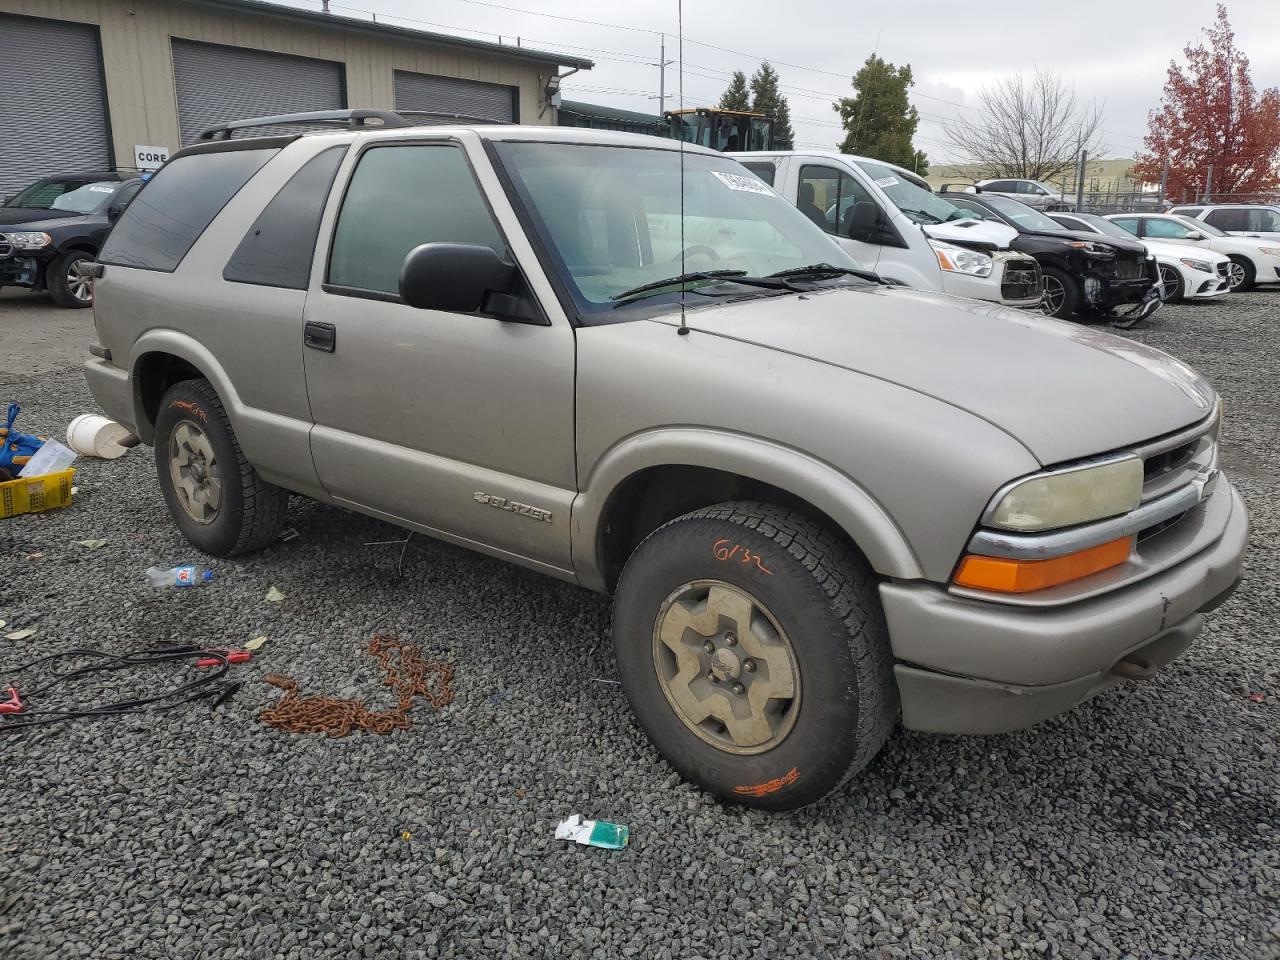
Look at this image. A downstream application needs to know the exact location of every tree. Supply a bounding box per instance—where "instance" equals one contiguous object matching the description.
[719,71,750,111]
[1133,4,1280,201]
[749,61,794,148]
[836,54,927,174]
[943,68,1103,182]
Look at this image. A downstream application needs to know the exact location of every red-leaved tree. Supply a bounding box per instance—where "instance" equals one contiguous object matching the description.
[1134,4,1280,201]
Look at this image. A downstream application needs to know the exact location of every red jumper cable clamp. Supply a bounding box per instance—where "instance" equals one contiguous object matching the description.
[196,650,254,669]
[0,686,24,714]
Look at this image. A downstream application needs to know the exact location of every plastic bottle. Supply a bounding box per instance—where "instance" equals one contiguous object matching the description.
[143,564,215,588]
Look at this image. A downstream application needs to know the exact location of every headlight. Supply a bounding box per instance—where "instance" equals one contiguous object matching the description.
[985,456,1143,532]
[1179,258,1213,273]
[3,232,52,250]
[1258,246,1280,257]
[932,242,993,278]
[1066,240,1115,259]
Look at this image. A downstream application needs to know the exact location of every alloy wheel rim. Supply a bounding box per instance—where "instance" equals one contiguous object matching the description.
[1040,275,1066,315]
[651,579,801,755]
[1158,265,1180,300]
[1226,262,1246,289]
[67,258,94,303]
[169,419,222,524]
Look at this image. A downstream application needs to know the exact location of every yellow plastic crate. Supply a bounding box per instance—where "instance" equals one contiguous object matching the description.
[0,468,75,519]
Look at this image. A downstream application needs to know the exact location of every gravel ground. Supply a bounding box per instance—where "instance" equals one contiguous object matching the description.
[1,289,1278,959]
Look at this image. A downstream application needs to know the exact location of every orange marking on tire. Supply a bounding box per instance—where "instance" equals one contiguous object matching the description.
[733,767,799,797]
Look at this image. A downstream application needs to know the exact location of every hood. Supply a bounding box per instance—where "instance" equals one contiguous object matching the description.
[1022,226,1149,257]
[661,285,1215,465]
[0,208,88,229]
[923,217,1018,251]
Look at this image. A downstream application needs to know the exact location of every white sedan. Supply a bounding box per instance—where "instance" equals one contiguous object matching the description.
[1051,212,1231,302]
[1106,212,1280,291]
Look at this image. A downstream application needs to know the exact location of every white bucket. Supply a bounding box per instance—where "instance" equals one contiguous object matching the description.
[66,414,131,459]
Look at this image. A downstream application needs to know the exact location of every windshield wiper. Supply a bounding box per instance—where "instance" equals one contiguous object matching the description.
[898,208,943,225]
[611,270,802,306]
[767,263,884,285]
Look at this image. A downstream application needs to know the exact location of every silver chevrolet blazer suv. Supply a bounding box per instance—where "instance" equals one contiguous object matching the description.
[82,110,1248,809]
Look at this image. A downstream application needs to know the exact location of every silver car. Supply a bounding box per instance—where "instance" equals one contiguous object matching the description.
[84,111,1248,810]
[973,177,1072,211]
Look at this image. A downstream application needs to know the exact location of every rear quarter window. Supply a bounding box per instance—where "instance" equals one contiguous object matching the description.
[99,148,278,272]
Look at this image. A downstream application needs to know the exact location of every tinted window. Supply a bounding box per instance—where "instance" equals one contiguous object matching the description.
[740,161,775,186]
[112,181,143,211]
[985,181,1015,192]
[1253,209,1280,232]
[1052,215,1090,232]
[1171,206,1204,217]
[949,198,997,221]
[224,145,347,290]
[1109,217,1140,236]
[797,165,873,238]
[100,148,277,272]
[1205,208,1250,232]
[328,145,505,296]
[1143,217,1199,240]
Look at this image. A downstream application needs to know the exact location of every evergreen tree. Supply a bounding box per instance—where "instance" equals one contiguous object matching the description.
[749,61,794,147]
[836,54,927,174]
[719,71,750,110]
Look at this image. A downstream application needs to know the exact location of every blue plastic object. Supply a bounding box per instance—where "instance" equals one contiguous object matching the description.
[0,404,45,474]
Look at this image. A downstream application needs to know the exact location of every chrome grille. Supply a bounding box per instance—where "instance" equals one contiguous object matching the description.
[1134,407,1218,504]
[1216,262,1230,280]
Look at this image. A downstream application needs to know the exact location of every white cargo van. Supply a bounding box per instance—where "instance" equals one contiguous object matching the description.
[731,150,1042,309]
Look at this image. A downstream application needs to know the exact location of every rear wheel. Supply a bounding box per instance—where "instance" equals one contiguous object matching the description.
[1040,267,1082,319]
[1157,263,1184,302]
[1225,256,1255,292]
[47,249,96,308]
[154,378,288,557]
[612,501,897,810]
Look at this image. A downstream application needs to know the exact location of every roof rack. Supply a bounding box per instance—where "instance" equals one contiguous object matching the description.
[197,109,412,141]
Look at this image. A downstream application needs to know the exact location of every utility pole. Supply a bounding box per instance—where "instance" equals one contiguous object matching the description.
[1204,163,1214,203]
[1157,158,1169,205]
[1075,149,1087,212]
[652,35,674,115]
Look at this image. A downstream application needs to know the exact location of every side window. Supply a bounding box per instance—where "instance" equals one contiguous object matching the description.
[1143,218,1198,239]
[224,145,348,290]
[99,148,278,272]
[1172,206,1204,218]
[1205,208,1249,232]
[950,198,993,221]
[797,165,874,238]
[112,181,143,210]
[740,161,775,186]
[1254,209,1280,232]
[986,181,1014,193]
[1109,217,1140,236]
[328,144,506,296]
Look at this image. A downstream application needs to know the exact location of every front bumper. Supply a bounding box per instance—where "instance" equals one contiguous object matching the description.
[0,253,40,288]
[940,253,1042,309]
[881,480,1248,735]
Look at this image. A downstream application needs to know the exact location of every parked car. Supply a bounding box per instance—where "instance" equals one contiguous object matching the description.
[1166,204,1280,242]
[955,178,1072,211]
[731,151,1042,310]
[0,171,143,307]
[1106,213,1280,291]
[1051,212,1232,303]
[939,190,1160,323]
[85,110,1247,810]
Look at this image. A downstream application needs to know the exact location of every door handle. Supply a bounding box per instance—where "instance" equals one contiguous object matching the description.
[304,321,336,353]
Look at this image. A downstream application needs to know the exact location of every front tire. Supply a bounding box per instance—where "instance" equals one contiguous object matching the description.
[1226,256,1255,292]
[612,501,897,810]
[47,249,96,308]
[1157,263,1184,302]
[1040,267,1081,319]
[154,379,288,557]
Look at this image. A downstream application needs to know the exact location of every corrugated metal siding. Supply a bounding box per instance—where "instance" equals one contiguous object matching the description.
[171,39,344,144]
[0,14,110,196]
[394,70,515,124]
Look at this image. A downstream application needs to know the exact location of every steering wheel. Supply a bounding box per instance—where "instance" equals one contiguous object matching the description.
[670,245,720,263]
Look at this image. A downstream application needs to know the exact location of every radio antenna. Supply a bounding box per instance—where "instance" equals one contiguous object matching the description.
[676,0,688,336]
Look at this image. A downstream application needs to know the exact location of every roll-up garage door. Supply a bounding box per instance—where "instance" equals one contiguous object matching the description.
[172,40,344,145]
[393,71,516,124]
[0,15,111,197]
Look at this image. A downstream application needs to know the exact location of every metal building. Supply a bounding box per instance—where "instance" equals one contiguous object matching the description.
[0,0,592,195]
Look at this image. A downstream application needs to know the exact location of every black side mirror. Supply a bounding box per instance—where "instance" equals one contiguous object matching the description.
[107,204,125,223]
[399,242,518,313]
[848,201,883,244]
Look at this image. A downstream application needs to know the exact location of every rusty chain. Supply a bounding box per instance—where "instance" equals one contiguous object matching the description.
[260,634,454,736]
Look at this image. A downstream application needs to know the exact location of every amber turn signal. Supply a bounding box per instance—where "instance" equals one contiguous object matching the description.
[954,537,1134,594]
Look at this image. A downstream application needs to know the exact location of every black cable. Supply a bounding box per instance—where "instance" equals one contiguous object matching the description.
[0,645,240,732]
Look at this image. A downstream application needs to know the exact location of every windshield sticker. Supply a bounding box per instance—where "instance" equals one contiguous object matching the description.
[874,176,900,188]
[711,171,774,196]
[87,185,116,193]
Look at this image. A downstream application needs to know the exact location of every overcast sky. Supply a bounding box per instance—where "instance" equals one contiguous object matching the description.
[279,0,1279,163]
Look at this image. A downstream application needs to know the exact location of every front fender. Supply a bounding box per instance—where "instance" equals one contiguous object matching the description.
[571,427,924,592]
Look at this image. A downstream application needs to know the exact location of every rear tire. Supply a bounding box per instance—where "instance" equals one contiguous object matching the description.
[1040,267,1081,319]
[47,249,96,308]
[612,501,897,811]
[154,378,288,557]
[1226,256,1255,292]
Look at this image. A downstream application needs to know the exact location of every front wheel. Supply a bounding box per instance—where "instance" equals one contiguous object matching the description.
[1226,256,1255,292]
[1040,267,1082,319]
[1157,263,1184,302]
[154,378,289,557]
[612,501,897,810]
[47,249,96,308]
